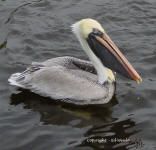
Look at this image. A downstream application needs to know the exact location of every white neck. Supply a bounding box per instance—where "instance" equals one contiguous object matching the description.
[72,24,108,84]
[80,38,108,84]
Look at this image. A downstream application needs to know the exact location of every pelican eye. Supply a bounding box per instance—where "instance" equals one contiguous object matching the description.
[92,28,103,37]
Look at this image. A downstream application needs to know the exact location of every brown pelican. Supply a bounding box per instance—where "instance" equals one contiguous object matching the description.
[8,18,142,105]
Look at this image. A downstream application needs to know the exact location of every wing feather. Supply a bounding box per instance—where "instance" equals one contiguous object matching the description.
[8,57,111,104]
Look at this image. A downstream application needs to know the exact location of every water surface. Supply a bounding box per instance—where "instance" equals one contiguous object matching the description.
[0,0,156,149]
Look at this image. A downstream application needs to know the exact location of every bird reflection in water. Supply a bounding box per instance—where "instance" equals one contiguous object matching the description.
[10,89,141,150]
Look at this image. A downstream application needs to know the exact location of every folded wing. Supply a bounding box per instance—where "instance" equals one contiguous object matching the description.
[8,57,109,104]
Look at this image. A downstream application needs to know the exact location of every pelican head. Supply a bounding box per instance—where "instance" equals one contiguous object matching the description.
[71,18,142,84]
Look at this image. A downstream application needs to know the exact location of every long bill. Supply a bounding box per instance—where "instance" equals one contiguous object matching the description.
[93,33,142,83]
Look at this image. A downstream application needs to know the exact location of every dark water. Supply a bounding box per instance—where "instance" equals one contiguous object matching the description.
[0,0,156,149]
